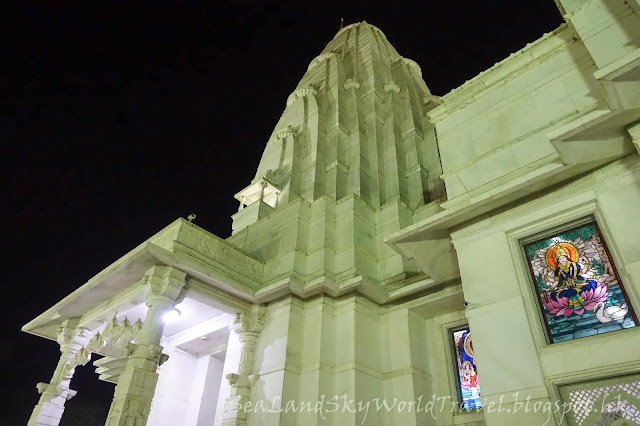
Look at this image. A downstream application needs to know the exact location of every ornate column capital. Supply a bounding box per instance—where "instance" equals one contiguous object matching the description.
[135,265,187,346]
[231,305,266,335]
[55,319,89,350]
[143,265,187,302]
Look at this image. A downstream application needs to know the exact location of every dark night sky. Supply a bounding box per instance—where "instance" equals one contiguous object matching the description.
[3,1,561,424]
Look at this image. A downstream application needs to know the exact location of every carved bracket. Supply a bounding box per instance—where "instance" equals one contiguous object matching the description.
[144,265,187,301]
[226,373,258,388]
[272,125,297,142]
[56,320,81,346]
[384,81,400,94]
[126,342,166,364]
[286,88,317,107]
[36,382,49,394]
[35,382,77,400]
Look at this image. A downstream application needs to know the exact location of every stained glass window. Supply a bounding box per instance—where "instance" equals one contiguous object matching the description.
[452,327,482,410]
[522,218,638,343]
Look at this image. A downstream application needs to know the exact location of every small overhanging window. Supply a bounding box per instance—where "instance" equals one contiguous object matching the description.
[234,178,281,210]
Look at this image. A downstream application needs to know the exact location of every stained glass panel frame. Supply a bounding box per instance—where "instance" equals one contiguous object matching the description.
[520,216,638,344]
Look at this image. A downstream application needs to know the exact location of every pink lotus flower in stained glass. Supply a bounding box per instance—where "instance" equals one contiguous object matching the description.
[581,284,609,310]
[543,283,608,317]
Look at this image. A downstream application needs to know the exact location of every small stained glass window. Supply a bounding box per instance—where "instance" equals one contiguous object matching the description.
[452,327,483,410]
[522,217,638,343]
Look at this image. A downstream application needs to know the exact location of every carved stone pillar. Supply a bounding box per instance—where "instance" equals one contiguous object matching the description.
[221,307,265,426]
[27,319,88,426]
[258,181,267,203]
[104,265,186,426]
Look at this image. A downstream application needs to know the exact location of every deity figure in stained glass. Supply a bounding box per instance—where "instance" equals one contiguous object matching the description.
[453,328,482,410]
[524,220,637,343]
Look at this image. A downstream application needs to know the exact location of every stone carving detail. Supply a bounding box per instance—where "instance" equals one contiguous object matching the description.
[125,342,166,364]
[343,79,361,90]
[34,382,77,400]
[221,305,266,426]
[35,382,49,394]
[286,88,317,106]
[56,323,79,346]
[202,240,261,280]
[384,81,401,93]
[226,306,265,385]
[66,316,143,372]
[188,279,252,314]
[143,265,186,301]
[232,306,266,334]
[27,320,88,425]
[272,125,297,142]
[104,334,172,424]
[106,397,150,426]
[178,225,263,282]
[225,372,258,387]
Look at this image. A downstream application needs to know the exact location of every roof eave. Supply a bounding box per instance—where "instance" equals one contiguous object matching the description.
[21,219,185,339]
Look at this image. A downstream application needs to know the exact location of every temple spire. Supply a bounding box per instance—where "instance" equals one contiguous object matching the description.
[242,22,443,214]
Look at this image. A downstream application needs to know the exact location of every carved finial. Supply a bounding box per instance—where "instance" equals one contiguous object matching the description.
[187,213,196,222]
[340,18,344,29]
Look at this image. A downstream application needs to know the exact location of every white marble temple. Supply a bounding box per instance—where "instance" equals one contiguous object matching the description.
[23,4,640,425]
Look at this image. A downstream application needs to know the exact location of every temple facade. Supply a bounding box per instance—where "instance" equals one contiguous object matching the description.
[23,1,640,425]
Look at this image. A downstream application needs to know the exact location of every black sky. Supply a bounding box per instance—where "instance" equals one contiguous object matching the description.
[3,1,561,424]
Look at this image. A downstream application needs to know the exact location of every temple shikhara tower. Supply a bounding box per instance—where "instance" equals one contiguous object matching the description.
[23,1,640,425]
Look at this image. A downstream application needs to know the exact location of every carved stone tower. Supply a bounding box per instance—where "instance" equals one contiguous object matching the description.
[229,22,444,295]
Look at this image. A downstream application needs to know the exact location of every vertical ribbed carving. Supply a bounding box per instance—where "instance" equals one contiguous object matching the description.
[250,22,443,211]
[231,21,439,284]
[254,22,441,208]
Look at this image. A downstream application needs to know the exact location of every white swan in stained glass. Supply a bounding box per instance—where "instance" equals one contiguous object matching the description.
[593,302,628,323]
